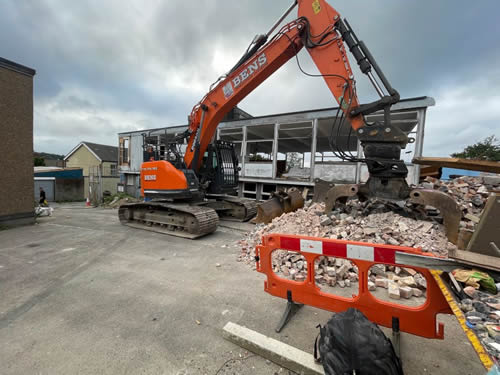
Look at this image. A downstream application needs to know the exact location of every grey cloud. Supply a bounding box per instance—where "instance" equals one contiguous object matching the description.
[1,0,499,155]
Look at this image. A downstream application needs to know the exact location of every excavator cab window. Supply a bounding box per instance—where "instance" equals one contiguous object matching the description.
[212,152,218,168]
[198,141,239,195]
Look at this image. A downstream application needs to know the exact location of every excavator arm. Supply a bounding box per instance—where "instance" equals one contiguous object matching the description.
[184,0,368,170]
[184,17,306,171]
[184,0,413,201]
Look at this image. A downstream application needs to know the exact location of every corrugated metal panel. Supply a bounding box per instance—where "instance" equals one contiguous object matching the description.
[34,169,83,179]
[129,135,143,172]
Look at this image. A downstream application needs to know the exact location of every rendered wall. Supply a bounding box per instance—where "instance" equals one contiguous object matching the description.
[65,146,100,176]
[55,178,84,201]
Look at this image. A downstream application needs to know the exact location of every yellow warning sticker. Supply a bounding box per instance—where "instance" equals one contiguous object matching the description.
[312,0,321,14]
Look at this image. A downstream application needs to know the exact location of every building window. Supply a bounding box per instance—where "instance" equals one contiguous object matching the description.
[110,163,117,176]
[119,137,130,166]
[126,174,135,186]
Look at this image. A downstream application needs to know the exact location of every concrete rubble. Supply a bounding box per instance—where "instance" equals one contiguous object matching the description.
[237,176,493,302]
[105,196,139,208]
[421,175,497,236]
[459,288,500,362]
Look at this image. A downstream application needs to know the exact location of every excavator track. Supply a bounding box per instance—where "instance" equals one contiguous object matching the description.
[206,196,258,222]
[118,202,219,239]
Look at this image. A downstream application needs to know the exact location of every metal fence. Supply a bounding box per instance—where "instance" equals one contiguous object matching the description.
[88,165,119,204]
[88,166,102,205]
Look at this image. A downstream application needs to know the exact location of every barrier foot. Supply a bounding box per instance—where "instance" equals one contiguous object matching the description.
[392,317,401,360]
[275,290,303,333]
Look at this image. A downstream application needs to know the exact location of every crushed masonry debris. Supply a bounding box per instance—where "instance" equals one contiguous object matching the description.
[105,196,140,208]
[458,280,500,362]
[238,176,492,261]
[237,176,495,303]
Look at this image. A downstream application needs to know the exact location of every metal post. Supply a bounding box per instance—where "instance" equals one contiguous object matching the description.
[241,126,248,178]
[355,139,364,184]
[413,108,426,185]
[392,317,401,360]
[238,182,243,198]
[99,165,103,204]
[272,123,279,179]
[256,183,263,201]
[310,119,318,182]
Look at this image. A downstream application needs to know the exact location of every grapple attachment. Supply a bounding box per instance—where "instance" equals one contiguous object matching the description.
[408,189,461,245]
[322,182,462,245]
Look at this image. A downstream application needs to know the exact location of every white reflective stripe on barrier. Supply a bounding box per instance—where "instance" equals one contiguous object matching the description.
[347,244,375,261]
[300,239,322,254]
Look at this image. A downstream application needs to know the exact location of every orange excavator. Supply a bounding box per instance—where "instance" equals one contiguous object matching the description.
[119,0,456,240]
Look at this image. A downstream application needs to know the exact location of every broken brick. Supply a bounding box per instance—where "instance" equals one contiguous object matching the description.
[388,282,400,300]
[375,278,389,289]
[399,286,413,299]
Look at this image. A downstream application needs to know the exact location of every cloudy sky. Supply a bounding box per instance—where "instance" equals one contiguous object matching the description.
[2,0,499,157]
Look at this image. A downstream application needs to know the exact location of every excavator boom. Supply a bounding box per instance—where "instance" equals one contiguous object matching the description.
[184,0,366,172]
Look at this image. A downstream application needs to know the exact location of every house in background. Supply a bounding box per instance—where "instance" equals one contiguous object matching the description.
[0,57,36,227]
[64,141,119,200]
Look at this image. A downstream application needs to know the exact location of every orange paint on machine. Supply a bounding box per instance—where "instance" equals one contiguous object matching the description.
[140,161,188,197]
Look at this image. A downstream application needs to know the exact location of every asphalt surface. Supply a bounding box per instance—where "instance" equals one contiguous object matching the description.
[0,204,486,374]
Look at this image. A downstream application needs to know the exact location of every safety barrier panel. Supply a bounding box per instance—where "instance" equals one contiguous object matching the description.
[256,234,453,339]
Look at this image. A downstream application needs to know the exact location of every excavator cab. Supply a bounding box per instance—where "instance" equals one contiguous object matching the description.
[199,140,240,195]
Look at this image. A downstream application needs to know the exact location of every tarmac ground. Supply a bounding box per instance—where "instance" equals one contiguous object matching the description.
[0,203,486,374]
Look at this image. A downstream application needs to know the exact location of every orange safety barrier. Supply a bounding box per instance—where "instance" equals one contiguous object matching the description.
[256,234,453,339]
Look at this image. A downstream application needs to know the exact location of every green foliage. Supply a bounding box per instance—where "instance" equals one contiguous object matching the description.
[103,192,135,204]
[286,152,303,171]
[34,157,45,166]
[451,135,500,161]
[33,152,65,160]
[249,154,271,161]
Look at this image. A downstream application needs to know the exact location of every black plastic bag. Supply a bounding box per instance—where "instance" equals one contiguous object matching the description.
[316,308,404,375]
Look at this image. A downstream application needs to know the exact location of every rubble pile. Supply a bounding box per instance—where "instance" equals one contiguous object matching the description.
[270,251,428,301]
[459,286,500,361]
[237,176,495,302]
[238,176,493,264]
[104,196,139,208]
[367,265,428,300]
[238,201,456,265]
[421,175,496,232]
